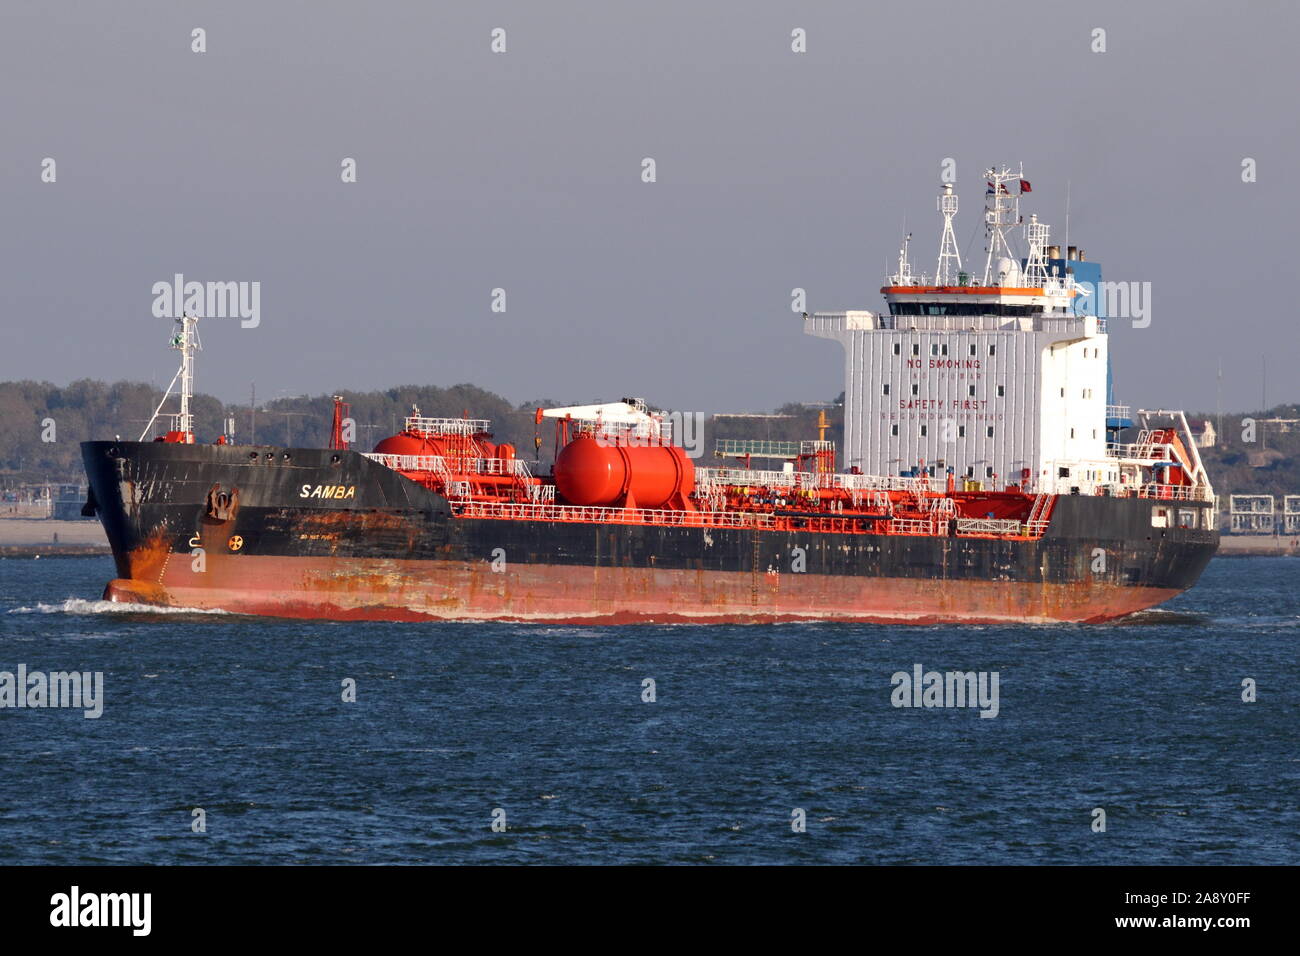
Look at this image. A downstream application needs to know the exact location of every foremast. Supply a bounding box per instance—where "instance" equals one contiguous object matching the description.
[140,312,202,443]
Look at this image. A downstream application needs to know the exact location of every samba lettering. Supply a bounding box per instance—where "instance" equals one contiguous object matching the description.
[299,484,356,499]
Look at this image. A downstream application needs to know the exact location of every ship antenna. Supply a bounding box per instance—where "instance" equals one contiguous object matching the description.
[891,231,915,286]
[1064,179,1071,257]
[935,182,962,285]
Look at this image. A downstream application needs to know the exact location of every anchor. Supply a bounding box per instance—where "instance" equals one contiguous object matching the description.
[205,483,240,522]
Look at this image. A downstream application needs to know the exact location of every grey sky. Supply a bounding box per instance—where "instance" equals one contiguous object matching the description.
[3,0,1297,416]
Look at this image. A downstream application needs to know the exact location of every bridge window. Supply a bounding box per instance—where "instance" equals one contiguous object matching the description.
[968,385,976,396]
[997,385,1005,396]
[920,425,928,437]
[989,345,997,356]
[911,384,919,395]
[986,426,994,437]
[893,343,901,355]
[891,424,899,436]
[882,383,890,395]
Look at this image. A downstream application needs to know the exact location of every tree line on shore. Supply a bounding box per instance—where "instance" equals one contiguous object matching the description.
[1,378,1295,501]
[0,379,844,486]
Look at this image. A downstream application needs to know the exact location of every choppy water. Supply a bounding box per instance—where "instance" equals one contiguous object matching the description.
[0,555,1295,864]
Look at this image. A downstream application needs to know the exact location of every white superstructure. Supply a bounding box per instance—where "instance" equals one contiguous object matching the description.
[806,167,1211,502]
[808,309,1109,488]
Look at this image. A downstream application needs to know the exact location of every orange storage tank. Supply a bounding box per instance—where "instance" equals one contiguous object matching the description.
[373,433,441,456]
[554,435,694,508]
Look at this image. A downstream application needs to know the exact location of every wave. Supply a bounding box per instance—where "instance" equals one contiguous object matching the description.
[6,598,230,616]
[1119,608,1212,627]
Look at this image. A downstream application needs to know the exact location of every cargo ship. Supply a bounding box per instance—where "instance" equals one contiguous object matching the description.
[82,167,1218,623]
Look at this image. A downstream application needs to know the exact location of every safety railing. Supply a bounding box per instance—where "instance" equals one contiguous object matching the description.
[715,439,801,459]
[1136,482,1214,502]
[885,517,938,535]
[402,417,491,436]
[695,467,930,495]
[526,483,556,504]
[955,517,1022,535]
[454,500,779,529]
[1106,441,1173,461]
[364,453,533,478]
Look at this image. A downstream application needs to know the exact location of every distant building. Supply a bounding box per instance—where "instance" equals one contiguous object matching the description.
[1259,418,1300,434]
[1190,420,1216,448]
[1228,494,1274,534]
[1285,496,1300,536]
[51,483,92,520]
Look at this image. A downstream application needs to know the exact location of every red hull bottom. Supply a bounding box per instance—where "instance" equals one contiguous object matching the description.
[101,555,1184,625]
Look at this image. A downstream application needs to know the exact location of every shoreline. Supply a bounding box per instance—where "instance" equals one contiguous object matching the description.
[1,545,112,558]
[0,518,110,558]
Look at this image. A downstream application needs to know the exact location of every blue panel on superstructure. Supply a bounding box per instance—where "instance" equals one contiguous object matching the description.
[1044,258,1103,316]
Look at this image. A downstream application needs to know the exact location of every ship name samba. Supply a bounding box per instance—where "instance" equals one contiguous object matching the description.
[299,484,356,499]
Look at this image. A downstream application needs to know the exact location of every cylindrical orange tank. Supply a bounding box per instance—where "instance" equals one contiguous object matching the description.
[554,435,694,508]
[374,433,445,456]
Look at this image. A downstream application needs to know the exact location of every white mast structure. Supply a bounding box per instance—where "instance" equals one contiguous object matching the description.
[889,232,917,286]
[935,182,962,285]
[1022,212,1050,286]
[140,312,202,441]
[981,163,1023,286]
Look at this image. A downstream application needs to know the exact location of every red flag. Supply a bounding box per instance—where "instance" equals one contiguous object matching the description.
[1019,179,1032,193]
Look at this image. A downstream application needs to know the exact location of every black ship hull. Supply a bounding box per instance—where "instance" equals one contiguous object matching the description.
[81,440,1219,624]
